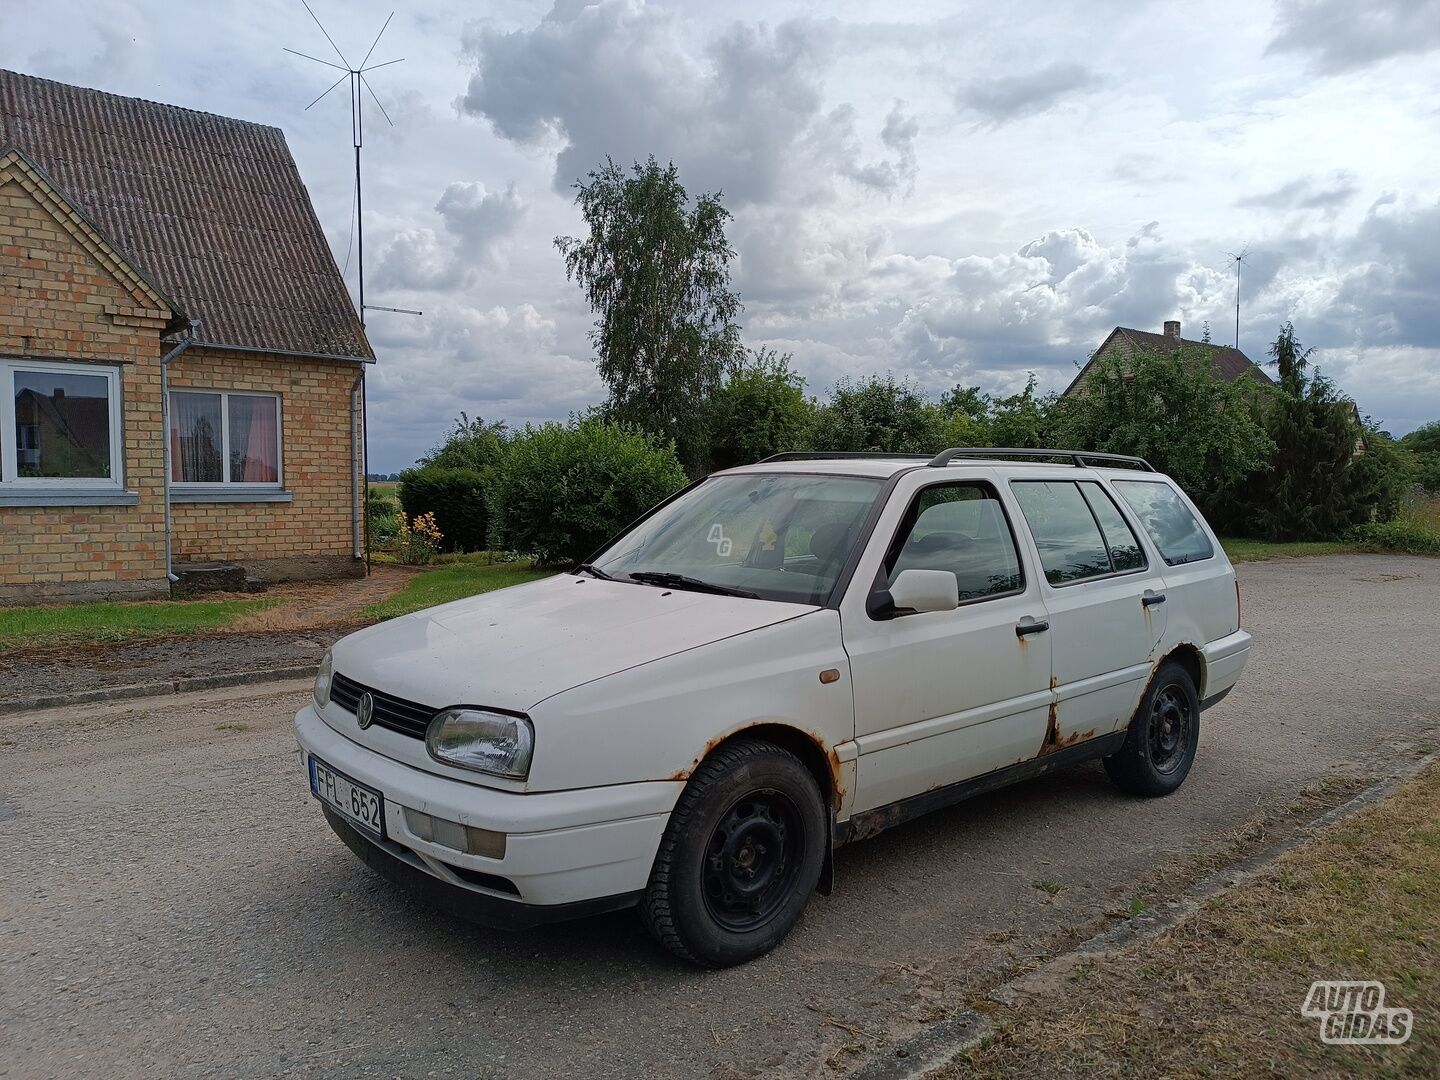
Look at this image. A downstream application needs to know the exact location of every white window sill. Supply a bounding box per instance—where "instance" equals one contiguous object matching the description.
[170,487,294,504]
[0,489,139,507]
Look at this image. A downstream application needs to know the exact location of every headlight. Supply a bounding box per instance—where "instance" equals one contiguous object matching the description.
[426,708,534,779]
[313,650,333,710]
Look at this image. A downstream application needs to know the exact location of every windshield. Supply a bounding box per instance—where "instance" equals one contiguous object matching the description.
[592,472,883,605]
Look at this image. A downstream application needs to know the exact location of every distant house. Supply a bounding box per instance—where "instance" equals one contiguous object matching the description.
[1063,321,1274,397]
[1,69,373,605]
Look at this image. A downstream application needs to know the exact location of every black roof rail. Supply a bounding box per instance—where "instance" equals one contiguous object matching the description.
[927,447,1156,471]
[756,451,933,463]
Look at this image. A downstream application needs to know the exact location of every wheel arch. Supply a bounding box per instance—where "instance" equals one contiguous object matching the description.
[1158,642,1204,697]
[693,722,839,895]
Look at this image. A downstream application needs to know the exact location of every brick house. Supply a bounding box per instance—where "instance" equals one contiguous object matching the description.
[1063,320,1275,397]
[1,70,372,605]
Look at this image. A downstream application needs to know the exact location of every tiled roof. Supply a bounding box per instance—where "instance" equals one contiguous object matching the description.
[1113,328,1272,385]
[1064,326,1274,395]
[0,69,371,361]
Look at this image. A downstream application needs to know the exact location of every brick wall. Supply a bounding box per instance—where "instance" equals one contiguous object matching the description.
[0,169,172,604]
[169,348,365,582]
[1,162,367,603]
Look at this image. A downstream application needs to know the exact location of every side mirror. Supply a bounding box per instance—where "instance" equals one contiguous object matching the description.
[875,568,959,617]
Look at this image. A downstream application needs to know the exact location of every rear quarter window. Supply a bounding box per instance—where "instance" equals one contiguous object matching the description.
[1112,480,1215,566]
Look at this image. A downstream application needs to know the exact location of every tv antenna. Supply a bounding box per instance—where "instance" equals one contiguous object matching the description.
[1226,246,1249,350]
[286,2,420,327]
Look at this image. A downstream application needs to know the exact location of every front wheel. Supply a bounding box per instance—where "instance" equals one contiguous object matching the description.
[641,739,826,968]
[1104,660,1201,797]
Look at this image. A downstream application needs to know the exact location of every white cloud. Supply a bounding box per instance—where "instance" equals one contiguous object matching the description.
[4,0,1438,471]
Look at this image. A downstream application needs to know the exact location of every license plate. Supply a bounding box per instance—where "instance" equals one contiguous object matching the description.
[309,755,385,838]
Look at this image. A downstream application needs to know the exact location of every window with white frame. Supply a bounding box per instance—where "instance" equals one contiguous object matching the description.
[169,390,282,486]
[0,359,123,487]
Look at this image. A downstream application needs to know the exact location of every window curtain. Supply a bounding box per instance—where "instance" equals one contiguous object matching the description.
[229,396,279,483]
[170,392,222,483]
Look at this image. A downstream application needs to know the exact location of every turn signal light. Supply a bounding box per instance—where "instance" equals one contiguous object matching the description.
[403,808,506,859]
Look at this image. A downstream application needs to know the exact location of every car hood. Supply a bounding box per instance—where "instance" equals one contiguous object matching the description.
[330,573,817,712]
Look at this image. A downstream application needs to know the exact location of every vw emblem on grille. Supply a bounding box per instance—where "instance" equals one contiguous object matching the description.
[355,692,375,730]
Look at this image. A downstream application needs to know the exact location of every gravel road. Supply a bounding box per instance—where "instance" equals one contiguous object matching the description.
[3,554,1437,1079]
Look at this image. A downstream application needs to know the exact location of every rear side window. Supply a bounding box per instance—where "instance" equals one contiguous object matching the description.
[1113,480,1215,566]
[1011,481,1146,585]
[885,483,1023,601]
[1079,482,1146,572]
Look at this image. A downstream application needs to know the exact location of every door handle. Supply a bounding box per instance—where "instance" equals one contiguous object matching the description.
[1015,616,1050,637]
[1142,590,1167,607]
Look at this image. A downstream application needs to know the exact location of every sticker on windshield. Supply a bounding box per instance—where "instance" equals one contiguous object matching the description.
[707,524,733,557]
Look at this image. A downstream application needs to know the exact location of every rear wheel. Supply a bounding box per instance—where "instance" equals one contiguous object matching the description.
[641,739,826,968]
[1104,660,1200,797]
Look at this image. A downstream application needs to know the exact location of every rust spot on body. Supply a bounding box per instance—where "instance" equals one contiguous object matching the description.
[1038,699,1095,756]
[825,742,846,803]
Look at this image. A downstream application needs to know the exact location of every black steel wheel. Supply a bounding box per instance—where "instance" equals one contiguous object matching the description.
[641,739,826,968]
[702,789,805,933]
[1104,659,1201,797]
[1147,682,1193,775]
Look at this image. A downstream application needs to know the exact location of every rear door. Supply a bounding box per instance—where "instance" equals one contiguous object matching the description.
[1109,477,1240,649]
[1007,477,1166,746]
[842,474,1054,813]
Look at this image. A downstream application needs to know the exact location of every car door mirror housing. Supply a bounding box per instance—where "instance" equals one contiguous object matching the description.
[875,568,960,617]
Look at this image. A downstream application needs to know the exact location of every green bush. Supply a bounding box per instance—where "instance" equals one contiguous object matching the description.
[1345,519,1440,555]
[366,487,399,547]
[397,467,491,553]
[810,374,949,454]
[704,347,813,471]
[490,420,688,565]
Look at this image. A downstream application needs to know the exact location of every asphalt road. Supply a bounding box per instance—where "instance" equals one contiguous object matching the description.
[3,554,1438,1079]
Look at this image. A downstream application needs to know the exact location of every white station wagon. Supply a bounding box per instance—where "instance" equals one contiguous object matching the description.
[296,448,1252,966]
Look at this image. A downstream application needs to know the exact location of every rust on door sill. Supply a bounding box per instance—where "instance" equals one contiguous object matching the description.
[1038,699,1094,756]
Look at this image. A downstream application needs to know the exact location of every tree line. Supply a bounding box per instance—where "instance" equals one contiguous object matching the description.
[388,157,1435,563]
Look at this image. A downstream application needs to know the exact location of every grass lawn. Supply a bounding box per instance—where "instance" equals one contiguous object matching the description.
[364,556,555,620]
[0,596,275,651]
[1222,538,1360,562]
[949,761,1439,1079]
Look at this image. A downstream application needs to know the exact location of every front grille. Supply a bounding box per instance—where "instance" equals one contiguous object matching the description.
[331,671,437,740]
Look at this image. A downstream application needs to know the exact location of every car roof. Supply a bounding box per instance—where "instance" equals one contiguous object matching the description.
[715,457,1171,482]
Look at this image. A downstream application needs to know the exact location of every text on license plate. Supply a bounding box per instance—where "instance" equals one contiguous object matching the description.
[309,755,384,837]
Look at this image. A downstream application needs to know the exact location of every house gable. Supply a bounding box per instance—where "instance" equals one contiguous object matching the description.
[0,146,177,354]
[1064,323,1274,397]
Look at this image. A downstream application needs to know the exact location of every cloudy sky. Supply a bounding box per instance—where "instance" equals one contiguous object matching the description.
[5,0,1439,470]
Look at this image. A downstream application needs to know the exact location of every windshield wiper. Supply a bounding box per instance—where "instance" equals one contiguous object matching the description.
[626,571,759,599]
[574,563,614,580]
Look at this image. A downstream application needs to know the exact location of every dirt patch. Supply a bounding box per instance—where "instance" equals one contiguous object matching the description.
[0,629,342,707]
[0,568,419,708]
[229,565,419,631]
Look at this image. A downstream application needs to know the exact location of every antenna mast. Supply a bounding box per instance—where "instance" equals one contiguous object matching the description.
[286,2,410,328]
[1226,247,1249,351]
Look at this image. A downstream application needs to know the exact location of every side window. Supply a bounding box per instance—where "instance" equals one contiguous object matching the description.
[1011,481,1115,585]
[1113,480,1216,566]
[884,483,1023,601]
[1079,481,1146,572]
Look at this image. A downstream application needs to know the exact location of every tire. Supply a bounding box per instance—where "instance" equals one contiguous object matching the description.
[641,739,826,968]
[1104,660,1201,797]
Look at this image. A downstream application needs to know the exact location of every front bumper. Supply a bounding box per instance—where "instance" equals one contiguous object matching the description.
[294,705,679,918]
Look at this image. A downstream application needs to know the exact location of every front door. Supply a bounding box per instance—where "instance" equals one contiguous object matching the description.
[842,477,1054,814]
[1008,478,1167,746]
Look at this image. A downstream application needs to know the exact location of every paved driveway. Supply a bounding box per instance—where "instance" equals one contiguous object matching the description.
[3,554,1438,1079]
